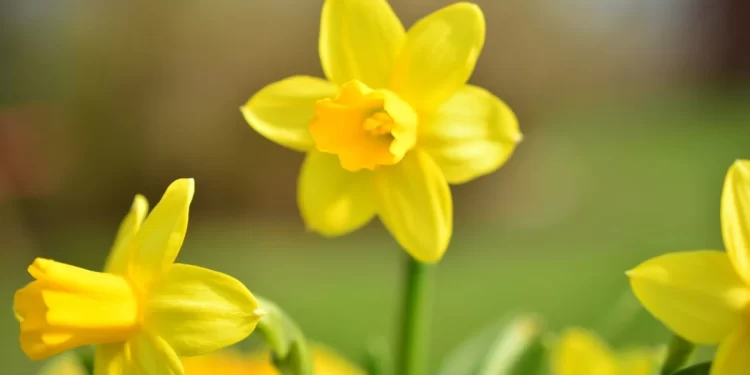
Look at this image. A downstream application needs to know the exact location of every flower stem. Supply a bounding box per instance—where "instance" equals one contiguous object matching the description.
[397,255,434,375]
[660,334,695,375]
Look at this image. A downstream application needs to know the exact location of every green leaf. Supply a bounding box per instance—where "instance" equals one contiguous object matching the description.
[255,296,314,375]
[670,362,711,375]
[362,336,394,375]
[436,314,546,375]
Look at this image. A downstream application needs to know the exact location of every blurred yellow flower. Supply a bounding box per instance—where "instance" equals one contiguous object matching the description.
[182,346,365,375]
[628,159,750,375]
[242,0,521,263]
[552,328,655,375]
[41,346,363,375]
[15,179,264,375]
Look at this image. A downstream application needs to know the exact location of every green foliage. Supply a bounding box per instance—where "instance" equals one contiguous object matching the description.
[436,314,546,375]
[669,362,711,375]
[256,296,314,375]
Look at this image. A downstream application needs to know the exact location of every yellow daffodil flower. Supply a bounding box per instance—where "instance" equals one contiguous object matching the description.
[181,345,365,375]
[241,0,521,263]
[552,328,655,375]
[15,179,264,375]
[628,160,750,375]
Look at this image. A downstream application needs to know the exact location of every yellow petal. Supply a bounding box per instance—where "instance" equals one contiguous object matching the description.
[552,328,618,375]
[712,321,750,375]
[627,251,750,344]
[128,333,184,375]
[126,178,194,292]
[391,3,485,110]
[319,0,405,88]
[105,195,149,275]
[146,264,263,357]
[15,259,139,360]
[421,85,521,184]
[375,151,452,263]
[94,343,127,375]
[242,76,338,152]
[298,151,376,236]
[39,352,88,375]
[722,159,750,284]
[617,350,657,375]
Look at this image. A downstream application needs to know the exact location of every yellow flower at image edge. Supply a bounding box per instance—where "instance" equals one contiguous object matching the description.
[241,0,521,263]
[552,328,655,375]
[181,345,365,375]
[39,346,364,375]
[628,160,750,375]
[14,179,264,375]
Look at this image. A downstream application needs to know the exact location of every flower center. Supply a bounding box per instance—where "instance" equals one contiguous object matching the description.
[14,258,141,360]
[310,80,417,172]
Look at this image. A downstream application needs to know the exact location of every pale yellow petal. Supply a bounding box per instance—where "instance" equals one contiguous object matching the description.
[375,151,452,263]
[39,353,88,375]
[298,152,376,236]
[128,333,184,375]
[421,85,521,184]
[126,178,194,292]
[712,321,750,375]
[627,251,750,344]
[105,195,149,275]
[242,76,339,152]
[319,0,405,88]
[146,264,262,357]
[391,3,485,110]
[721,159,750,284]
[552,328,618,375]
[94,343,127,375]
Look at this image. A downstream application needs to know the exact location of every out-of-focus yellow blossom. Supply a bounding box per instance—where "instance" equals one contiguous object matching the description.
[41,346,363,375]
[552,328,655,375]
[15,179,264,375]
[38,354,87,375]
[628,159,750,375]
[182,346,365,375]
[242,0,521,263]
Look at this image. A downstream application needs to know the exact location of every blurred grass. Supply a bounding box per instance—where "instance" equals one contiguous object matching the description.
[4,88,750,374]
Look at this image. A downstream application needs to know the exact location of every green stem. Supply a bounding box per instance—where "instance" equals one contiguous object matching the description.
[397,255,434,375]
[660,334,695,375]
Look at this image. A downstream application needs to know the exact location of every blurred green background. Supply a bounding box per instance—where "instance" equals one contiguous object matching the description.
[1,0,749,374]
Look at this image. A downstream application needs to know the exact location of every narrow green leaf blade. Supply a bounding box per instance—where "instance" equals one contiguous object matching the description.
[437,314,545,375]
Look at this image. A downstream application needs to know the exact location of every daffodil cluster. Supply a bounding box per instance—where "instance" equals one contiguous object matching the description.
[242,0,520,263]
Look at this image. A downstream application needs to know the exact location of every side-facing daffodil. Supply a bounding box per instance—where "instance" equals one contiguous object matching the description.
[15,179,264,375]
[242,0,521,263]
[552,328,655,375]
[181,345,365,375]
[628,160,750,375]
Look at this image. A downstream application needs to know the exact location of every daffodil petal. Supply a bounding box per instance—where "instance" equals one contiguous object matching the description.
[126,178,194,291]
[299,151,376,236]
[391,3,485,110]
[712,321,750,375]
[105,195,149,275]
[552,328,618,375]
[722,159,750,284]
[421,85,521,184]
[617,350,657,375]
[146,264,262,357]
[627,251,750,344]
[375,151,452,263]
[242,76,339,152]
[319,0,405,88]
[94,343,127,375]
[129,333,184,375]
